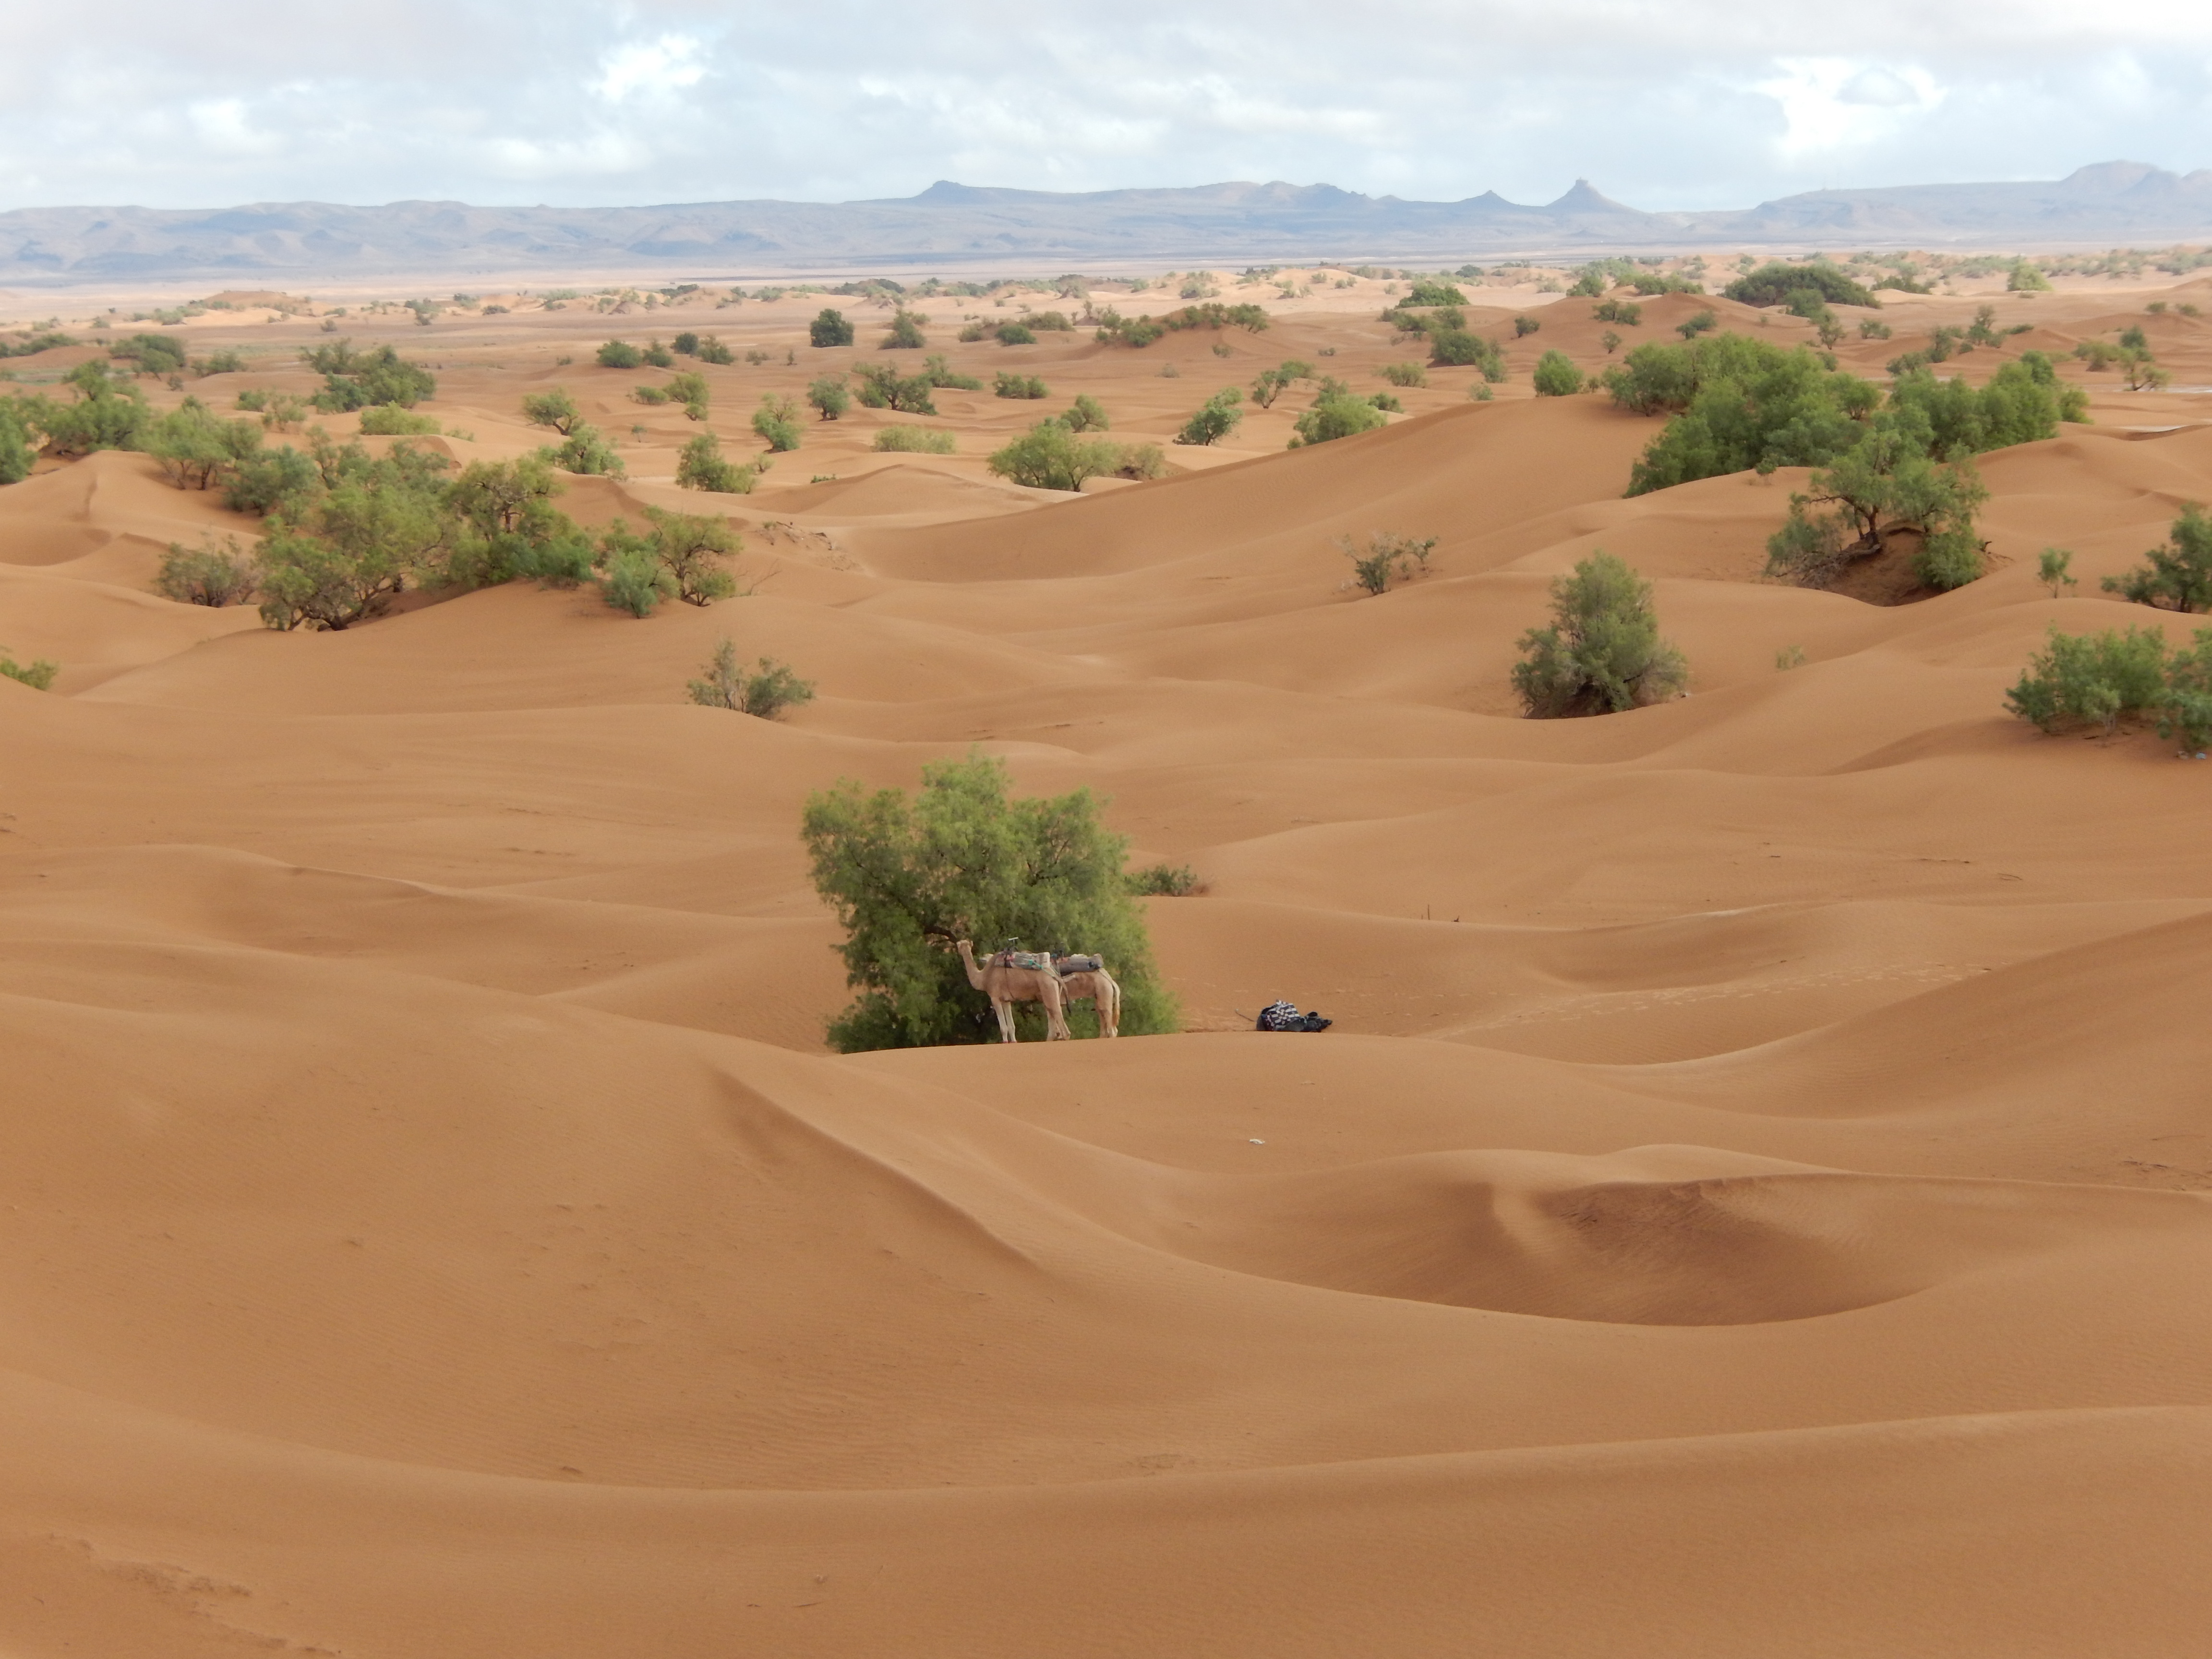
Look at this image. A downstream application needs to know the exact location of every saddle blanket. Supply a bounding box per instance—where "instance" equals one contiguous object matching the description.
[989,950,1056,973]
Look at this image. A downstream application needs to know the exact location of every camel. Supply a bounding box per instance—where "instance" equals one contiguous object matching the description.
[955,940,1070,1043]
[1052,958,1122,1038]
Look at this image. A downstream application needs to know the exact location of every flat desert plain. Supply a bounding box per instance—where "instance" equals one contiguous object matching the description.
[4,266,2212,1657]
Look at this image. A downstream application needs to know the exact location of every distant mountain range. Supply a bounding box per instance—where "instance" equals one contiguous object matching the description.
[3,162,2209,284]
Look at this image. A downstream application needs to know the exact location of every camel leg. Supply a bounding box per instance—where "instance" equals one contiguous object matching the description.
[1042,982,1070,1041]
[1101,976,1120,1038]
[993,997,1019,1044]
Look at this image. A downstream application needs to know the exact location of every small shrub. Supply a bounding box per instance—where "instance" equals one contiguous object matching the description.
[521,388,580,434]
[358,406,440,435]
[156,535,258,606]
[1512,550,1687,717]
[875,425,957,454]
[922,355,982,391]
[633,385,670,405]
[676,431,756,493]
[883,310,927,349]
[695,335,734,365]
[1126,863,1201,896]
[0,649,59,691]
[753,393,804,452]
[542,423,624,476]
[807,375,852,420]
[994,372,1049,399]
[1250,360,1315,407]
[672,332,700,355]
[2103,505,2212,612]
[1512,315,1541,337]
[596,340,643,369]
[2038,547,2079,598]
[1531,351,1584,397]
[996,323,1037,346]
[987,421,1125,489]
[1600,330,1623,355]
[1592,299,1642,326]
[1468,383,1493,401]
[1289,394,1387,447]
[2008,262,2053,294]
[1176,388,1244,445]
[852,362,937,415]
[1430,329,1506,379]
[1063,393,1109,432]
[1724,263,1881,308]
[642,339,674,369]
[1381,362,1427,387]
[1859,319,1893,341]
[811,309,855,348]
[1338,530,1436,595]
[1776,644,1807,671]
[1677,310,1718,340]
[2005,624,2170,734]
[688,638,816,718]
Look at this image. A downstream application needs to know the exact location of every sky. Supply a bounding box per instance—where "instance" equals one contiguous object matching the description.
[1,0,2208,212]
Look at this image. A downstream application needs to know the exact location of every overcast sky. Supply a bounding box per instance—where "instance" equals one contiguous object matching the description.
[1,1,2208,212]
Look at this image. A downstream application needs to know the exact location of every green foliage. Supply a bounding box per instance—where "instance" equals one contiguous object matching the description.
[994,372,1049,399]
[672,332,700,355]
[597,339,644,369]
[1764,412,1990,590]
[1093,308,1167,348]
[1381,362,1427,387]
[436,455,594,590]
[0,398,33,484]
[883,310,927,349]
[1429,329,1506,379]
[256,444,453,630]
[694,335,734,366]
[665,371,709,417]
[642,339,674,369]
[303,340,436,410]
[1063,392,1109,432]
[1887,352,2084,460]
[597,525,675,618]
[2038,547,2079,598]
[648,506,740,606]
[1338,530,1436,595]
[1250,360,1315,407]
[1406,280,1467,307]
[1513,551,1687,718]
[810,309,856,348]
[542,422,625,476]
[1512,315,1541,337]
[1175,388,1244,446]
[1622,334,1880,494]
[1859,320,1893,341]
[0,331,76,359]
[358,405,440,435]
[852,362,937,414]
[676,430,757,493]
[807,375,852,420]
[1724,262,1880,308]
[21,365,151,457]
[876,425,957,455]
[193,349,247,376]
[687,638,816,719]
[921,355,982,391]
[521,387,580,434]
[1289,394,1388,447]
[1126,863,1201,897]
[144,397,263,489]
[156,533,259,606]
[995,323,1037,346]
[1532,350,1584,397]
[2006,624,2174,733]
[2102,504,2212,612]
[222,443,320,517]
[802,751,1176,1049]
[1592,298,1642,326]
[110,332,188,377]
[988,420,1124,487]
[0,648,58,691]
[752,393,804,453]
[1162,302,1270,334]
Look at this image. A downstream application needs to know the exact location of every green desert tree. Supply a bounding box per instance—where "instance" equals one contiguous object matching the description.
[1723,262,1880,308]
[2102,504,2212,612]
[1175,387,1244,445]
[1531,350,1584,397]
[809,308,856,348]
[883,310,927,349]
[596,339,644,369]
[2005,624,2173,735]
[1289,392,1387,447]
[688,637,816,718]
[988,420,1123,490]
[255,463,451,631]
[752,393,804,452]
[541,422,625,476]
[0,398,36,484]
[520,388,581,435]
[303,340,435,410]
[675,431,757,493]
[144,397,263,490]
[1621,335,1879,494]
[1512,550,1688,717]
[155,535,258,606]
[644,506,741,605]
[1063,392,1110,432]
[1765,411,1990,590]
[806,375,852,420]
[801,750,1177,1049]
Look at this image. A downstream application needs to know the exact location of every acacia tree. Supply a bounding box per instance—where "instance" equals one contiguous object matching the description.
[802,751,1177,1048]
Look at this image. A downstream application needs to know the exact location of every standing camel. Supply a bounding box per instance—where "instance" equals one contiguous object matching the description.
[955,940,1071,1043]
[1053,958,1122,1038]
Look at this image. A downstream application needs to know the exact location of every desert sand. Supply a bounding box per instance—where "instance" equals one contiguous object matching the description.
[4,265,2212,1656]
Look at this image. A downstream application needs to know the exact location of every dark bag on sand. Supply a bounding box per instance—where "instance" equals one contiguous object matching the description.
[1257,1000,1332,1033]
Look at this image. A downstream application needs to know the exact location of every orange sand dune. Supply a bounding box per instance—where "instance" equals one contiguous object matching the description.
[5,272,2212,1655]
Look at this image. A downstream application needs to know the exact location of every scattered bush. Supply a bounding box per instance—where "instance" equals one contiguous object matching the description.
[994,372,1049,399]
[664,371,709,419]
[1063,393,1109,432]
[1290,394,1388,447]
[694,335,734,365]
[1677,310,1718,340]
[0,399,33,484]
[852,362,937,415]
[1600,331,1623,355]
[875,425,957,454]
[642,339,674,369]
[676,431,757,493]
[156,534,258,606]
[1093,308,1167,348]
[1723,262,1880,308]
[1175,388,1244,445]
[358,405,440,435]
[753,393,804,452]
[1513,550,1688,717]
[1887,352,2085,460]
[1406,280,1468,307]
[596,339,644,369]
[2006,624,2177,736]
[110,332,189,377]
[303,340,436,410]
[144,398,263,489]
[0,648,58,691]
[1764,412,1990,590]
[639,506,739,607]
[2038,547,2079,598]
[1162,301,1270,334]
[1250,360,1315,407]
[1430,329,1507,379]
[921,355,983,391]
[1339,530,1436,595]
[688,638,817,719]
[996,323,1037,346]
[221,443,320,517]
[1126,863,1202,897]
[1381,362,1427,387]
[542,423,625,476]
[807,375,852,420]
[1512,315,1541,337]
[1532,350,1584,397]
[1592,299,1642,326]
[810,309,856,348]
[883,310,927,349]
[521,388,581,434]
[987,420,1126,488]
[802,750,1175,1049]
[2102,504,2212,612]
[1614,334,1879,494]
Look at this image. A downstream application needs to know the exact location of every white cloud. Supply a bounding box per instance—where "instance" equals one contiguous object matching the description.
[0,1,2205,213]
